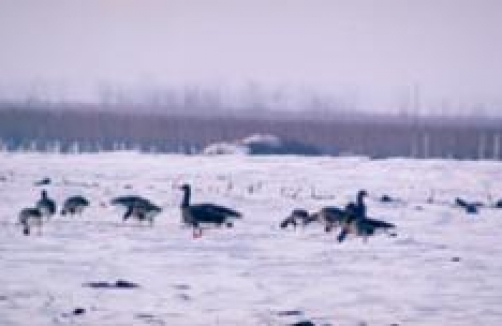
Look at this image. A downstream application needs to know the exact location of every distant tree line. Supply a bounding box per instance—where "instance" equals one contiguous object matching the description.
[0,104,501,160]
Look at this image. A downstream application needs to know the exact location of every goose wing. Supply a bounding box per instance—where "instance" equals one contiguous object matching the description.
[66,196,90,207]
[363,217,395,229]
[187,204,241,224]
[197,203,242,218]
[322,206,346,216]
[111,196,150,207]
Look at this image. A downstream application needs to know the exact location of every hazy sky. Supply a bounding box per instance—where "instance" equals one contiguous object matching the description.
[1,0,501,113]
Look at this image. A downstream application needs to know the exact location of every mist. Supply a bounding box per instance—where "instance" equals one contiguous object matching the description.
[1,0,502,115]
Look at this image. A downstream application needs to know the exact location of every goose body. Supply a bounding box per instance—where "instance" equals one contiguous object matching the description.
[180,184,242,237]
[61,196,90,216]
[111,195,161,224]
[318,206,347,232]
[18,207,43,235]
[36,190,56,219]
[280,209,315,229]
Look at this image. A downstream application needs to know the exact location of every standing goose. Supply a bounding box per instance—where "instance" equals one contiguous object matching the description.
[18,207,43,235]
[36,190,57,219]
[180,184,242,237]
[111,195,162,225]
[61,196,90,216]
[337,190,396,242]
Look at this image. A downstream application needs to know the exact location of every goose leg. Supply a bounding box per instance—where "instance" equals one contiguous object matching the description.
[123,206,133,221]
[193,226,203,238]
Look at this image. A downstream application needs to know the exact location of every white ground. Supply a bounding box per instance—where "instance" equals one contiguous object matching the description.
[0,152,501,326]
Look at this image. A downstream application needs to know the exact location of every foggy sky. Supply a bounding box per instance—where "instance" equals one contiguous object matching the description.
[1,0,501,114]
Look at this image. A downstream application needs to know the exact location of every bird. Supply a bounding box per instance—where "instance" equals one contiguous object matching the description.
[36,190,57,219]
[179,183,242,237]
[18,207,43,235]
[337,190,396,243]
[455,197,480,214]
[317,206,348,232]
[110,195,162,225]
[280,209,316,229]
[61,195,90,216]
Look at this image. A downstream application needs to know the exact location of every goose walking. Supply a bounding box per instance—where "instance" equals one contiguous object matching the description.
[18,207,43,235]
[61,196,90,216]
[179,184,242,237]
[36,190,56,219]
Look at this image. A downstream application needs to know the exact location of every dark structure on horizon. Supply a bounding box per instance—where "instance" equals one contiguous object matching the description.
[0,104,500,160]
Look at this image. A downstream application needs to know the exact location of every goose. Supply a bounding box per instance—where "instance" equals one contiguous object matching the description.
[18,207,43,235]
[280,209,316,229]
[110,195,162,225]
[61,196,90,216]
[455,197,480,214]
[36,190,57,219]
[337,190,396,243]
[179,184,242,237]
[317,206,347,232]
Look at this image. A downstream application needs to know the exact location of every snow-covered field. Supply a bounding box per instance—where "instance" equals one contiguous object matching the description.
[1,152,501,326]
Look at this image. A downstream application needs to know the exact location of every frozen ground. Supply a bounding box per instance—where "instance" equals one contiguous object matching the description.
[0,152,501,326]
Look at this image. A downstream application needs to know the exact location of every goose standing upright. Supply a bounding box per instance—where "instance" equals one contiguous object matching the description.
[36,190,56,219]
[180,184,242,237]
[337,190,396,242]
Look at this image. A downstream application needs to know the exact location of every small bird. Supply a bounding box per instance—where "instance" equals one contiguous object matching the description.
[179,184,242,237]
[61,196,90,216]
[18,207,43,235]
[36,190,57,219]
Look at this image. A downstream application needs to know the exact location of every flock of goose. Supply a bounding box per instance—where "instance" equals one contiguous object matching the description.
[18,184,396,242]
[280,190,396,242]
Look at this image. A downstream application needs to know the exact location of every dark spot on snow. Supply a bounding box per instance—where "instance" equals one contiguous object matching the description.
[277,310,303,316]
[178,293,191,301]
[495,200,502,208]
[0,295,7,301]
[173,284,190,290]
[83,281,111,288]
[115,279,140,288]
[73,308,85,315]
[451,257,461,262]
[83,279,139,289]
[380,195,393,203]
[35,177,51,186]
[291,321,315,326]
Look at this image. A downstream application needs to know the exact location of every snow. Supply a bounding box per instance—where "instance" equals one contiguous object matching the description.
[0,152,501,325]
